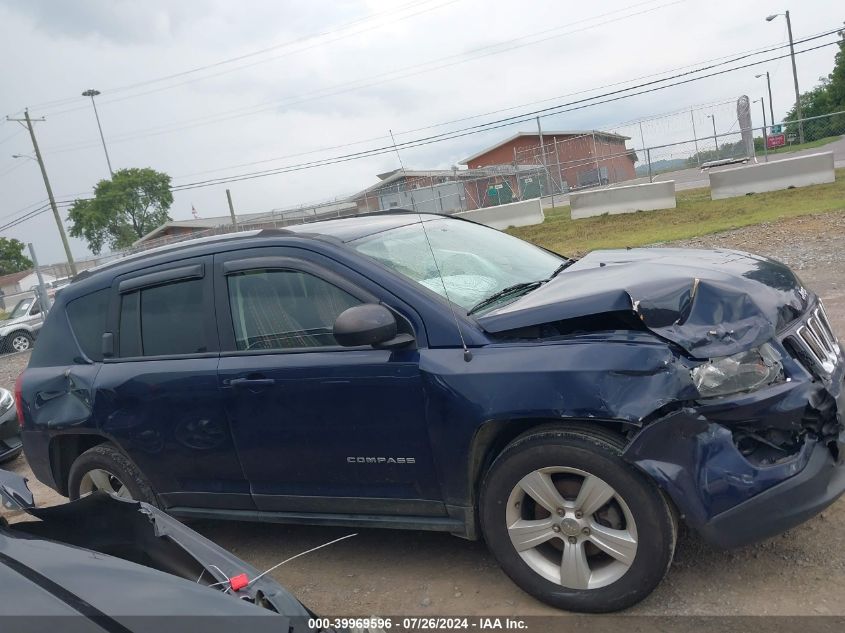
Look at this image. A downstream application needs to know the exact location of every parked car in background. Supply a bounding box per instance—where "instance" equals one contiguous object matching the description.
[0,387,21,463]
[0,295,44,352]
[16,212,845,612]
[0,469,339,631]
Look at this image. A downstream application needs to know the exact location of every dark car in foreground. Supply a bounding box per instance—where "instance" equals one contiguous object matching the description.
[0,469,333,631]
[16,212,845,612]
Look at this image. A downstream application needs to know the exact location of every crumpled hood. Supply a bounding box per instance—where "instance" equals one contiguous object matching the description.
[476,247,809,358]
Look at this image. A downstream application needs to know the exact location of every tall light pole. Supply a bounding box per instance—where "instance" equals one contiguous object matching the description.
[706,114,718,153]
[755,72,775,128]
[766,11,804,143]
[82,89,114,177]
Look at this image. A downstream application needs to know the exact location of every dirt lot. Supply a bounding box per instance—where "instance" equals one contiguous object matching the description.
[3,211,845,617]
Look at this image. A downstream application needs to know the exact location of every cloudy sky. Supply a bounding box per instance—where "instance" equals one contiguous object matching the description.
[0,0,840,264]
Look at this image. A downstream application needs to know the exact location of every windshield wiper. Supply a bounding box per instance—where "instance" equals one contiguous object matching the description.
[467,281,544,316]
[546,259,574,280]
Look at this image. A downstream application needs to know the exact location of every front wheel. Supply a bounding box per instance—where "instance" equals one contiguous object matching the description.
[479,427,676,612]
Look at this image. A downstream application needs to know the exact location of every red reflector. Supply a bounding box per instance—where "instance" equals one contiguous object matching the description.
[14,374,24,429]
[229,573,248,591]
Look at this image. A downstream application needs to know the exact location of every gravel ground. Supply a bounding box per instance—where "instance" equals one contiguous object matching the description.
[2,211,845,617]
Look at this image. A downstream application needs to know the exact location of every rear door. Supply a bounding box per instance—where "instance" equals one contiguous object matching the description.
[96,256,253,511]
[214,246,444,517]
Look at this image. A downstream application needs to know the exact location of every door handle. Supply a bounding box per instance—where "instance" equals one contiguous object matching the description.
[227,377,276,387]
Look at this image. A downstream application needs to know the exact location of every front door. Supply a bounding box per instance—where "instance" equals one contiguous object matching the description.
[214,248,444,517]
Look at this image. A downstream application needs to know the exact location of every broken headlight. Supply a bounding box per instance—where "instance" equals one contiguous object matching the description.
[691,343,783,398]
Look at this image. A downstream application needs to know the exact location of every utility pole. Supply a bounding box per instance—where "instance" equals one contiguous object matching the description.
[706,114,719,153]
[536,117,555,208]
[7,109,77,276]
[226,189,238,229]
[82,89,113,177]
[767,10,804,143]
[638,121,653,181]
[756,71,775,127]
[690,109,701,167]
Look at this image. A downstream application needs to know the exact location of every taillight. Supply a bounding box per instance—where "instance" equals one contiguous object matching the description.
[14,373,24,428]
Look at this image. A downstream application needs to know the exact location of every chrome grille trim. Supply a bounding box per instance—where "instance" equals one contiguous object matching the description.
[786,302,841,377]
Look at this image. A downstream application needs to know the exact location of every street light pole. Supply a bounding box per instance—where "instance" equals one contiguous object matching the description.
[706,114,718,153]
[82,89,114,177]
[766,10,804,143]
[755,71,775,127]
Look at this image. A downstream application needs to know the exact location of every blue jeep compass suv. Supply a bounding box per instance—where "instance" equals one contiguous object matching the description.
[17,212,845,612]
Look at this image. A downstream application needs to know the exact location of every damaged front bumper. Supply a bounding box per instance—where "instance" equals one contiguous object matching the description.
[624,352,845,549]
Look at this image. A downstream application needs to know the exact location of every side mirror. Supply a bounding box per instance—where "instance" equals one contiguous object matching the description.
[333,304,414,349]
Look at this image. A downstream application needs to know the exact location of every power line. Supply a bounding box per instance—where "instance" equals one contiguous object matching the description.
[39,0,687,154]
[0,198,49,222]
[166,36,842,192]
[167,28,822,182]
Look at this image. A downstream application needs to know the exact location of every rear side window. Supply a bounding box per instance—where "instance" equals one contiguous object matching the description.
[119,279,207,357]
[66,289,110,362]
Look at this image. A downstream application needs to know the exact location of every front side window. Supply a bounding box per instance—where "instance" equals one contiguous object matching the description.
[227,269,360,351]
[351,218,563,312]
[118,278,207,357]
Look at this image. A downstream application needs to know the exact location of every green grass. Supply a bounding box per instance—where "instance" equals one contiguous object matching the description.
[765,135,842,155]
[507,168,845,256]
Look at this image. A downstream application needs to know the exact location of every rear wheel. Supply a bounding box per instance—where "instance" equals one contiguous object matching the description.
[479,426,676,612]
[68,444,158,506]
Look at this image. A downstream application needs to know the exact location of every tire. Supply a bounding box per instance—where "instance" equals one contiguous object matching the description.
[479,425,676,613]
[68,443,158,507]
[6,331,33,353]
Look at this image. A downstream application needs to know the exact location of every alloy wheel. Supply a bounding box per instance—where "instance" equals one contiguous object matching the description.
[79,468,134,499]
[506,466,638,590]
[11,335,30,352]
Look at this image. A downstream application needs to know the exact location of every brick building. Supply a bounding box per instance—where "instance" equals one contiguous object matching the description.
[460,130,638,193]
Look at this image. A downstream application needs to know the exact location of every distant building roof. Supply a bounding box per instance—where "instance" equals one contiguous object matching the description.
[460,130,631,165]
[350,166,535,200]
[0,269,33,289]
[135,201,357,245]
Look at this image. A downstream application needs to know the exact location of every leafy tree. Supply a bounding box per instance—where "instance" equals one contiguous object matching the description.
[68,167,173,254]
[0,238,33,275]
[783,26,845,141]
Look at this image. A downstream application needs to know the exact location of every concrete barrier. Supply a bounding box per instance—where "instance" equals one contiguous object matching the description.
[455,198,544,230]
[709,151,835,200]
[570,181,676,219]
